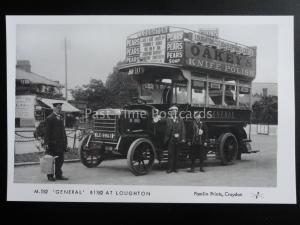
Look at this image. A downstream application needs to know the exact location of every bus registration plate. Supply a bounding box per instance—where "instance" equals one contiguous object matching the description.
[94,132,115,139]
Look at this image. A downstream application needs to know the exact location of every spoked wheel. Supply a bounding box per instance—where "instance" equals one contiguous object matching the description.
[127,138,156,176]
[218,133,238,165]
[78,135,104,168]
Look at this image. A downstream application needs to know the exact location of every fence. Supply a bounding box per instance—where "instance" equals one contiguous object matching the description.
[256,124,270,135]
[15,127,89,154]
[245,124,277,136]
[15,123,277,155]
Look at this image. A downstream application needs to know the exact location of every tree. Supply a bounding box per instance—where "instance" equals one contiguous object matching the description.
[252,96,278,124]
[105,61,138,107]
[71,78,108,110]
[71,61,138,110]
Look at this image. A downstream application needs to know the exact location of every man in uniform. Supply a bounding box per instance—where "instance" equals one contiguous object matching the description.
[163,105,186,173]
[187,112,208,173]
[44,102,68,181]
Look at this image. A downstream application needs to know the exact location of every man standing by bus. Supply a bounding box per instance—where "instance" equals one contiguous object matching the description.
[44,102,68,181]
[163,105,186,173]
[187,112,208,173]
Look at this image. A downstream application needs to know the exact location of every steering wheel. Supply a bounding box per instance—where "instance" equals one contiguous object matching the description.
[132,97,147,104]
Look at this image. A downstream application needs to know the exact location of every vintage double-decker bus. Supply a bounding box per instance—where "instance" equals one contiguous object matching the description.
[79,26,258,175]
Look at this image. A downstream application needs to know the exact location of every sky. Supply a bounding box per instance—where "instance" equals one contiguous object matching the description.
[16,23,278,94]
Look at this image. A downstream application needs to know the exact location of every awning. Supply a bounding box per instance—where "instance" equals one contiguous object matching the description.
[38,98,81,113]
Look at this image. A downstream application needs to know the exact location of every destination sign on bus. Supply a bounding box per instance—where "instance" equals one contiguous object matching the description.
[198,28,219,38]
[135,26,170,38]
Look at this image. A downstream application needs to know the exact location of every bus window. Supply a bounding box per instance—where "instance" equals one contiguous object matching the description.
[140,83,154,103]
[173,84,188,104]
[238,86,251,108]
[140,82,170,104]
[224,84,237,106]
[208,82,223,105]
[192,80,206,105]
[162,85,172,104]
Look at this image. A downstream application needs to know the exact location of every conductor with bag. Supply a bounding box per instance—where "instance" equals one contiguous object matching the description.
[187,112,209,173]
[44,102,69,181]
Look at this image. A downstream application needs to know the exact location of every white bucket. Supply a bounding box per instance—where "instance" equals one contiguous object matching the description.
[40,155,55,174]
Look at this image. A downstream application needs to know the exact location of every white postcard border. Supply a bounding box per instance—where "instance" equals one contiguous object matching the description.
[6,16,295,203]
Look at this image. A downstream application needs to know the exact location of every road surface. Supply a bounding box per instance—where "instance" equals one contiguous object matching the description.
[14,134,276,187]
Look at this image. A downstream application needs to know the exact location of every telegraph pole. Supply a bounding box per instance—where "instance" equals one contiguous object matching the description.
[64,37,68,100]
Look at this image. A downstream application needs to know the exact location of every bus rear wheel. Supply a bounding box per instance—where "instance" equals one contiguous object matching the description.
[218,133,238,165]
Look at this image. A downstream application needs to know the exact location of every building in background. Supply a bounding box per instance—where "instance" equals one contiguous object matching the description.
[16,60,63,98]
[251,82,278,105]
[251,82,278,124]
[251,82,277,104]
[252,82,277,96]
[15,60,80,128]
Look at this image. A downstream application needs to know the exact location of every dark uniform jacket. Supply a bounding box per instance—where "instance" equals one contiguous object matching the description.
[163,116,186,144]
[192,120,208,145]
[44,112,67,153]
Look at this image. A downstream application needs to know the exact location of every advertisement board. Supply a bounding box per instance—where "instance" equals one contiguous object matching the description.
[126,37,140,64]
[126,30,184,65]
[15,95,35,119]
[184,42,256,78]
[125,28,256,78]
[139,34,166,63]
[198,28,219,38]
[188,31,255,57]
[135,26,169,38]
[166,31,184,64]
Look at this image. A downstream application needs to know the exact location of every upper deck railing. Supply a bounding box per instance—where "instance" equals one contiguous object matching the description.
[127,26,256,57]
[124,26,257,80]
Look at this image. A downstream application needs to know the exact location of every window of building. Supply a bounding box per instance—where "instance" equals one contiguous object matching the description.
[192,80,206,105]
